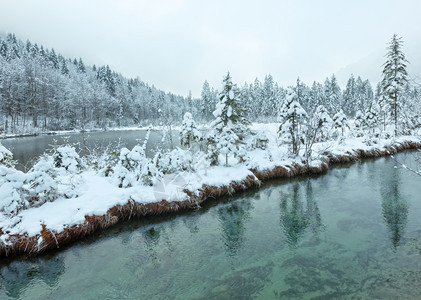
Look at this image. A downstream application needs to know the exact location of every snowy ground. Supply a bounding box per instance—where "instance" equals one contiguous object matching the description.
[0,123,419,247]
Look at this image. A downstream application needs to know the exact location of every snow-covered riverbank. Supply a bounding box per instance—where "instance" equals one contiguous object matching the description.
[0,123,420,258]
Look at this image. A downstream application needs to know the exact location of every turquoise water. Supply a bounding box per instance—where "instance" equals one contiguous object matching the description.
[0,152,421,299]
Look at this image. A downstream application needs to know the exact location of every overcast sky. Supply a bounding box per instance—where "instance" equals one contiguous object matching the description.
[0,0,420,97]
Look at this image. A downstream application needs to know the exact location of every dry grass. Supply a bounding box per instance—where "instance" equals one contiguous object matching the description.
[1,140,420,258]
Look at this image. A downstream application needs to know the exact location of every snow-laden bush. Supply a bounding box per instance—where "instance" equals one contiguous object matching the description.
[0,143,15,168]
[399,112,419,135]
[155,147,194,174]
[312,105,333,142]
[0,144,28,215]
[180,112,202,148]
[53,146,81,173]
[0,144,84,216]
[332,109,349,137]
[111,145,160,188]
[23,145,83,207]
[25,155,58,207]
[0,166,28,216]
[278,88,308,156]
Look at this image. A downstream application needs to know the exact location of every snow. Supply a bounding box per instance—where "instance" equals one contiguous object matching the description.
[0,124,420,246]
[0,143,12,161]
[228,90,234,99]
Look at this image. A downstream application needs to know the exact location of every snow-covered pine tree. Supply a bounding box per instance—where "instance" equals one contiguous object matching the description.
[332,109,348,137]
[49,49,59,70]
[397,83,420,134]
[200,81,211,120]
[381,34,409,135]
[217,126,239,166]
[360,79,374,113]
[364,104,379,136]
[0,40,7,59]
[295,77,311,113]
[207,72,250,166]
[278,88,307,156]
[308,81,324,115]
[180,112,202,148]
[324,75,342,115]
[342,75,357,117]
[77,58,86,74]
[374,82,389,133]
[353,110,365,137]
[59,55,69,76]
[312,104,333,142]
[251,78,263,121]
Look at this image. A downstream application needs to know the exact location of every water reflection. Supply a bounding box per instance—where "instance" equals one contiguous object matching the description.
[217,199,253,257]
[0,256,64,298]
[279,180,323,247]
[0,153,420,299]
[182,214,200,234]
[380,160,409,248]
[143,227,162,263]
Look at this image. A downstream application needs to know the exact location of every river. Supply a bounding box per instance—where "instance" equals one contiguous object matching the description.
[0,151,420,299]
[0,130,180,171]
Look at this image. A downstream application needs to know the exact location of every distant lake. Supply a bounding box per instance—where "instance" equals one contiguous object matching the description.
[0,152,420,299]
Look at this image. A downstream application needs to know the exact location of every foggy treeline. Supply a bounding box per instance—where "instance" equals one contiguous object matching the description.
[0,33,420,134]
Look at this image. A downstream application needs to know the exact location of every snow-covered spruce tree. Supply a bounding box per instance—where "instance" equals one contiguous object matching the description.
[343,75,357,117]
[278,88,307,156]
[312,105,333,142]
[25,154,59,207]
[303,105,335,162]
[323,75,342,115]
[200,81,218,121]
[398,84,420,135]
[295,77,311,113]
[381,34,409,135]
[308,82,324,115]
[207,72,250,166]
[180,112,202,149]
[332,109,348,137]
[364,104,379,136]
[353,110,365,137]
[375,84,389,133]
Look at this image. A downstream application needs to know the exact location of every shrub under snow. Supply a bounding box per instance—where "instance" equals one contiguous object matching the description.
[111,145,160,188]
[0,143,15,168]
[155,147,194,174]
[180,112,202,148]
[0,166,27,216]
[53,146,81,173]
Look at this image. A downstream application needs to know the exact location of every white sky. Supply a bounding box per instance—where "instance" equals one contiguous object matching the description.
[0,0,420,97]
